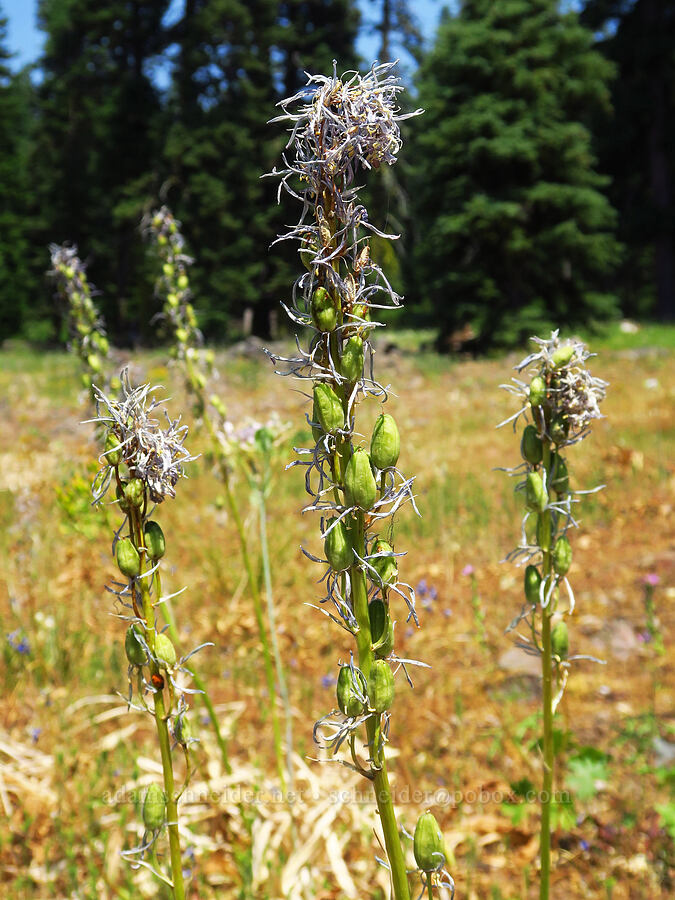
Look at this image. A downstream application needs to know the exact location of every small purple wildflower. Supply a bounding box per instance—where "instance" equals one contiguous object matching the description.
[7,631,30,655]
[416,579,439,610]
[321,674,335,688]
[643,573,660,587]
[30,728,41,743]
[461,564,474,577]
[443,608,452,619]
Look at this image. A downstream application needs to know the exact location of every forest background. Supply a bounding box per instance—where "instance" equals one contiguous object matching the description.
[0,0,673,352]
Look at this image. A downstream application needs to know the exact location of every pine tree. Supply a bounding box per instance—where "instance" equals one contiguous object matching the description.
[408,0,620,350]
[163,0,360,338]
[582,0,675,320]
[31,0,170,342]
[0,12,33,340]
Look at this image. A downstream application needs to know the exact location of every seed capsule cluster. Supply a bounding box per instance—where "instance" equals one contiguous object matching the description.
[269,64,452,898]
[48,243,112,396]
[501,330,607,690]
[144,207,215,417]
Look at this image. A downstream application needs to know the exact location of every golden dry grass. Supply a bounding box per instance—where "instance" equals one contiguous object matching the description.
[0,336,673,899]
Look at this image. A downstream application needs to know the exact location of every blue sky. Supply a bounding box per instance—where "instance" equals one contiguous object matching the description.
[2,0,445,72]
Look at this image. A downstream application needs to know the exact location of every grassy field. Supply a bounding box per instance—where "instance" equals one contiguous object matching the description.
[0,324,673,899]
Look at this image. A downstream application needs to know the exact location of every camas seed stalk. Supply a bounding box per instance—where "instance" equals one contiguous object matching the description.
[267,63,453,899]
[89,372,207,898]
[49,243,114,405]
[499,332,607,900]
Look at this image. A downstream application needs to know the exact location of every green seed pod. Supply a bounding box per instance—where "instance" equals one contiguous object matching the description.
[414,811,445,872]
[154,632,177,669]
[550,413,569,445]
[340,335,364,382]
[177,274,189,291]
[175,327,189,344]
[370,413,401,470]
[299,239,317,272]
[312,383,344,434]
[529,375,547,408]
[167,292,179,308]
[324,517,353,571]
[551,344,575,369]
[104,431,122,466]
[525,472,548,513]
[144,520,166,560]
[549,454,569,495]
[369,599,395,657]
[367,659,395,714]
[344,449,377,510]
[524,565,542,605]
[116,481,130,513]
[142,783,166,831]
[311,286,338,332]
[351,302,370,323]
[116,538,141,578]
[370,539,398,587]
[552,535,572,576]
[520,424,543,465]
[336,665,365,717]
[174,714,193,745]
[124,478,145,509]
[310,396,323,442]
[125,625,147,666]
[81,373,91,389]
[551,620,569,659]
[87,353,102,374]
[162,262,174,279]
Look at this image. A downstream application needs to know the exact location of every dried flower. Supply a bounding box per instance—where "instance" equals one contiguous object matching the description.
[90,370,195,504]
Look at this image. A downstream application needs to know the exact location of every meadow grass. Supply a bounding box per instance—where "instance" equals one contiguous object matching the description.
[0,331,673,898]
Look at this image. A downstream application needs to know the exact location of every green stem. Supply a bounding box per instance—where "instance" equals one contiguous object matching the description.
[221,468,287,796]
[131,512,185,900]
[351,513,411,900]
[258,483,294,791]
[426,873,434,900]
[539,444,554,900]
[156,569,232,776]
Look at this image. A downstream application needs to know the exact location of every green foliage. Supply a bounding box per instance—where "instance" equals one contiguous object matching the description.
[582,0,675,321]
[163,0,360,338]
[408,0,621,350]
[29,0,170,342]
[0,12,34,338]
[565,747,610,802]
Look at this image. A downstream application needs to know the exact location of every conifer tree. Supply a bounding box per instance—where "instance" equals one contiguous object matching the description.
[408,0,620,350]
[0,11,33,339]
[163,0,360,337]
[582,0,675,320]
[31,0,169,341]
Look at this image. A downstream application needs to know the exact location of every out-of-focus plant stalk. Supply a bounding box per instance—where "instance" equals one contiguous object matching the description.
[499,333,608,900]
[144,208,291,794]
